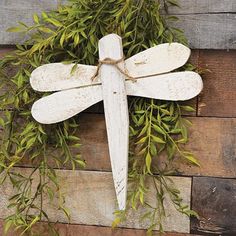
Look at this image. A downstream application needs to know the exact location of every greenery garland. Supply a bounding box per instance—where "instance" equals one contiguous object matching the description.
[0,0,199,235]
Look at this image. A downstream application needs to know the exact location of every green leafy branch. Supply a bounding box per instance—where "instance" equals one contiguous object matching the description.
[0,0,199,234]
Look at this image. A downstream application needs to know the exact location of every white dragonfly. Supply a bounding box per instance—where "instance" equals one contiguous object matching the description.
[30,34,203,211]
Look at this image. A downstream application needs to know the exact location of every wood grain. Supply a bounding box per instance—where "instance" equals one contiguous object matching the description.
[0,220,201,236]
[174,14,236,49]
[0,0,63,45]
[0,168,191,233]
[160,117,236,178]
[169,0,236,14]
[0,1,235,49]
[4,114,234,178]
[79,115,236,178]
[191,177,236,235]
[197,50,236,117]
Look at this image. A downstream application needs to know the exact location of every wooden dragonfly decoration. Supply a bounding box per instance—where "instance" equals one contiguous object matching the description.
[30,34,203,211]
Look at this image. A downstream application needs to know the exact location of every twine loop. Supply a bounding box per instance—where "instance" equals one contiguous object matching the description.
[91,56,136,82]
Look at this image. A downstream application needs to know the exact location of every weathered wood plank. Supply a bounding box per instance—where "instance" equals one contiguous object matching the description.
[0,1,235,49]
[1,113,235,178]
[0,220,201,236]
[174,14,236,49]
[78,115,236,178]
[0,168,192,233]
[162,117,236,178]
[0,0,63,45]
[191,177,236,235]
[169,0,236,14]
[198,50,236,117]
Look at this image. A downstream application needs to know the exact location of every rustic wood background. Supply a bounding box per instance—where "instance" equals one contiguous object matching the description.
[0,1,236,235]
[1,0,236,49]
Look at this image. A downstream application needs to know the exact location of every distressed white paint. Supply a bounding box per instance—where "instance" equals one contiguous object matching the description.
[30,63,99,92]
[32,86,102,124]
[127,71,203,101]
[31,71,203,124]
[125,43,190,78]
[98,34,129,210]
[29,43,190,92]
[30,33,203,210]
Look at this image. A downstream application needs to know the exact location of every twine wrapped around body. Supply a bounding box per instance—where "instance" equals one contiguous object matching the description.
[91,57,137,82]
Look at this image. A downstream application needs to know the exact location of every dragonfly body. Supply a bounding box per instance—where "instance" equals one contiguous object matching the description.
[99,35,129,210]
[30,33,203,210]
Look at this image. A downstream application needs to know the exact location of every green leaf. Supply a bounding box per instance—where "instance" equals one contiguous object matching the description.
[42,11,48,19]
[152,124,166,135]
[46,18,63,27]
[46,186,55,202]
[60,32,66,47]
[151,135,166,144]
[138,123,148,137]
[80,31,87,39]
[70,64,78,75]
[7,27,24,32]
[135,136,148,144]
[0,118,5,127]
[4,220,12,234]
[167,0,180,7]
[33,14,39,24]
[137,115,145,126]
[180,105,195,112]
[25,137,37,149]
[38,27,54,34]
[169,128,182,134]
[183,153,200,166]
[68,135,80,142]
[112,217,121,228]
[150,142,157,156]
[145,152,152,174]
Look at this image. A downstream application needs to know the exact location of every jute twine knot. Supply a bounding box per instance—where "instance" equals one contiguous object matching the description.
[91,56,136,82]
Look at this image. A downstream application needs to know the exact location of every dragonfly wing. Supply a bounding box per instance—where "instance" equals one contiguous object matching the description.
[30,63,101,92]
[125,43,190,78]
[32,85,103,124]
[126,71,203,101]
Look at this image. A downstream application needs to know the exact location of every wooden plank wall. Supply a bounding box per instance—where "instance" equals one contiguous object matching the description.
[0,0,235,49]
[0,1,236,235]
